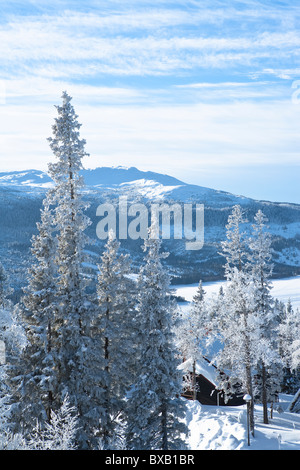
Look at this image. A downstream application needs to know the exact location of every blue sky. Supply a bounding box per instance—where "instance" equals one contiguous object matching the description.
[0,0,300,203]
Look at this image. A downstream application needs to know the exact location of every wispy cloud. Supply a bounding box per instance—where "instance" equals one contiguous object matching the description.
[1,5,300,80]
[0,1,299,202]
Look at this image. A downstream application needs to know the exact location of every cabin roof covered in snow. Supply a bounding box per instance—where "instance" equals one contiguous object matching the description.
[178,357,217,386]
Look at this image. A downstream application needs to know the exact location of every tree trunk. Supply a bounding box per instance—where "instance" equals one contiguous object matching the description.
[243,310,255,437]
[246,366,255,437]
[192,360,197,401]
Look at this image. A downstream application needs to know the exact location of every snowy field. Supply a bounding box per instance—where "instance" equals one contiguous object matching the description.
[174,276,300,312]
[184,393,300,450]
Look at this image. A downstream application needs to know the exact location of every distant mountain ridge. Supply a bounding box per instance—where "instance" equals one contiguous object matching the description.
[0,166,255,206]
[0,169,53,188]
[82,166,185,187]
[0,166,299,298]
[0,166,184,189]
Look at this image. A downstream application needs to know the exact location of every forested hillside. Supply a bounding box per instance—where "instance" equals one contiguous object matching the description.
[1,167,300,301]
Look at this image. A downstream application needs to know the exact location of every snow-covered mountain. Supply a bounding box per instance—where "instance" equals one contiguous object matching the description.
[0,166,183,189]
[0,169,53,188]
[0,166,251,205]
[0,166,299,297]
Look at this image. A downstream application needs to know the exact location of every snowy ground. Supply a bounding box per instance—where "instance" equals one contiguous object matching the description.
[174,275,300,312]
[184,393,300,450]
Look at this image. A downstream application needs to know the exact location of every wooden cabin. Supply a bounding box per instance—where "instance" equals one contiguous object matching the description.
[179,356,245,406]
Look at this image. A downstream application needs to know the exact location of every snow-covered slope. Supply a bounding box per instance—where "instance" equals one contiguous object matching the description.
[174,276,300,311]
[184,393,300,450]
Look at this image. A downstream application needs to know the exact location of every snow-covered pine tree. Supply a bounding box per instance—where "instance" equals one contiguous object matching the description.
[215,269,256,403]
[279,299,295,371]
[27,394,79,450]
[0,263,26,437]
[221,205,249,275]
[280,300,300,391]
[126,225,188,450]
[6,200,58,437]
[290,306,300,377]
[95,230,137,448]
[177,280,207,400]
[249,210,274,303]
[46,91,100,448]
[249,210,281,424]
[217,205,256,434]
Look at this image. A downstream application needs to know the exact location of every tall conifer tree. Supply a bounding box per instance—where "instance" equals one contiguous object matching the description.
[9,92,101,448]
[126,226,188,450]
[249,210,281,424]
[96,231,137,448]
[47,91,100,448]
[6,201,57,436]
[217,205,256,434]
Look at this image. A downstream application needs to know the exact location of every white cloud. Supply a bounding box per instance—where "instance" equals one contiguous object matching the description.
[1,10,300,78]
[2,98,299,177]
[5,77,142,104]
[252,67,300,80]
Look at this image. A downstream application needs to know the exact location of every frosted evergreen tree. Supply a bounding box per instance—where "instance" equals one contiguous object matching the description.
[0,263,26,436]
[46,91,100,448]
[217,205,256,434]
[0,264,18,346]
[0,429,27,450]
[249,210,274,307]
[126,226,188,450]
[6,93,98,446]
[6,200,58,436]
[215,269,256,405]
[290,307,300,373]
[220,205,249,275]
[177,280,207,400]
[27,394,79,450]
[95,230,137,448]
[280,301,300,391]
[249,210,281,424]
